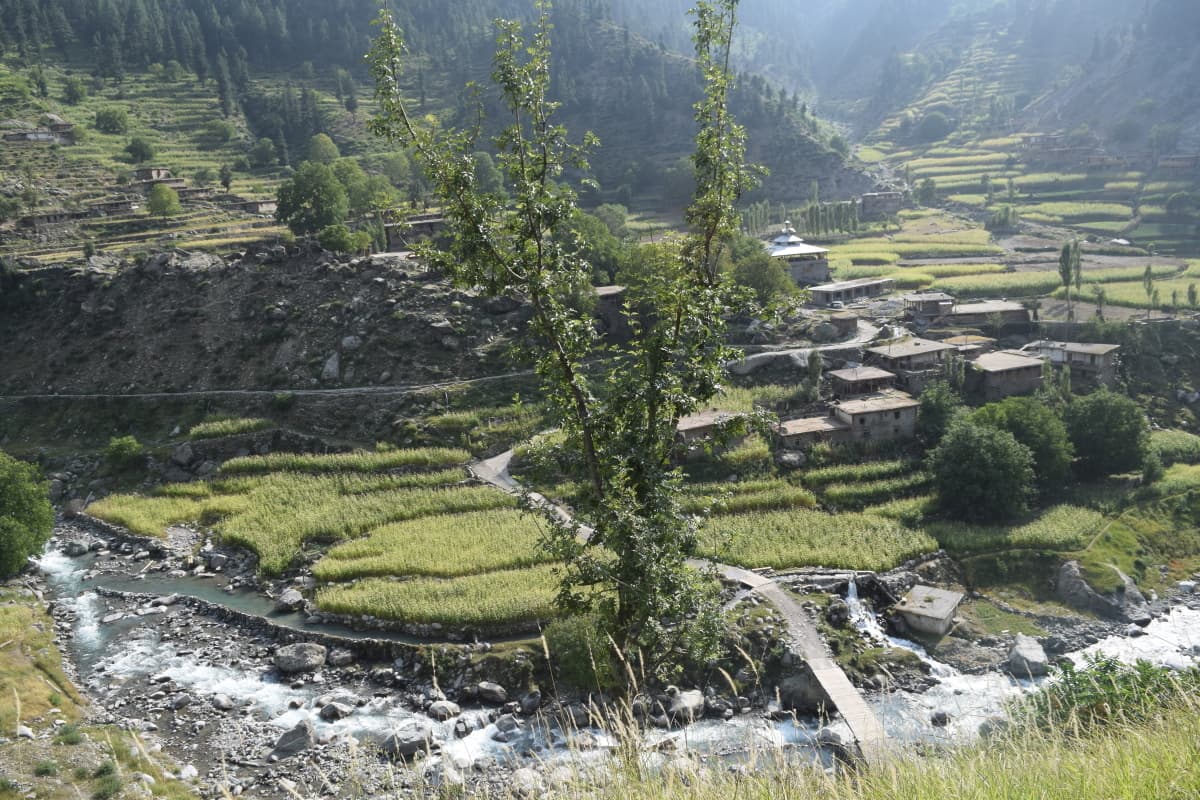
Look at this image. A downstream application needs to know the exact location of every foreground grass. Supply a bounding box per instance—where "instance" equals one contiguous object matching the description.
[929,505,1105,555]
[0,590,83,734]
[187,417,272,439]
[591,700,1200,800]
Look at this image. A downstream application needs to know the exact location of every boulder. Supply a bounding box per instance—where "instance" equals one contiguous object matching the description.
[211,694,235,711]
[930,710,951,727]
[341,335,363,351]
[274,643,327,673]
[1005,634,1049,677]
[62,540,88,557]
[327,648,355,667]
[16,725,34,739]
[379,722,435,758]
[477,681,508,704]
[273,720,316,755]
[518,690,542,716]
[319,702,354,721]
[509,768,544,798]
[1056,561,1150,623]
[777,666,829,714]
[171,443,194,467]
[428,700,461,722]
[178,764,199,781]
[321,352,341,382]
[275,589,305,613]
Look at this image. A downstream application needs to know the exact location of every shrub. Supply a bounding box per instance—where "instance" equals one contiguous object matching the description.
[93,108,129,134]
[0,450,53,578]
[928,418,1035,522]
[33,761,58,777]
[104,436,144,470]
[1066,390,1149,478]
[125,136,156,163]
[544,613,620,691]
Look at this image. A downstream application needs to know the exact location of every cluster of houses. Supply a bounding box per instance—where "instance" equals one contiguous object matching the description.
[16,166,276,229]
[2,114,75,145]
[677,334,1121,453]
[1020,133,1200,173]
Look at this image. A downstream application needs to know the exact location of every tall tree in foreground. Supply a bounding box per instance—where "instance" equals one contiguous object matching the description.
[1058,238,1080,323]
[368,0,756,682]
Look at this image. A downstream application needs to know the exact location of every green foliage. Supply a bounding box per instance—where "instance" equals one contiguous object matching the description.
[1016,657,1200,735]
[1066,390,1149,478]
[928,417,1035,522]
[731,247,794,305]
[368,0,755,681]
[307,133,340,163]
[93,108,129,134]
[916,177,938,206]
[0,451,53,578]
[972,397,1073,496]
[104,435,144,470]
[124,135,156,163]
[147,183,181,219]
[33,761,58,777]
[917,380,963,445]
[544,613,620,691]
[61,75,87,105]
[1150,429,1200,466]
[275,161,349,235]
[250,137,277,167]
[800,459,917,487]
[187,417,272,440]
[915,110,954,143]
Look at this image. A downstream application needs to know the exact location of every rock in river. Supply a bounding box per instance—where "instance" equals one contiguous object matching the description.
[275,643,327,673]
[477,681,508,704]
[1005,634,1049,677]
[273,720,316,755]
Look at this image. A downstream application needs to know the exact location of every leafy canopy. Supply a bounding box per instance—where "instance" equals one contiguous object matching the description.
[972,396,1073,496]
[275,161,350,236]
[928,417,1036,522]
[368,0,757,683]
[1066,389,1149,477]
[0,451,53,578]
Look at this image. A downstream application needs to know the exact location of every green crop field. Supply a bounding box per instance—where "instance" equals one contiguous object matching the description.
[682,479,817,515]
[187,417,273,440]
[1152,430,1200,466]
[313,508,551,580]
[799,459,918,487]
[316,565,561,627]
[699,509,936,572]
[928,505,1105,555]
[819,472,932,509]
[219,447,471,475]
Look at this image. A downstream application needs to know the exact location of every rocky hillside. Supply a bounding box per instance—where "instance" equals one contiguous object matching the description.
[0,247,531,396]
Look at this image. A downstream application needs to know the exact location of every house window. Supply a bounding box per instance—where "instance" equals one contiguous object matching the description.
[894,411,901,420]
[859,417,865,425]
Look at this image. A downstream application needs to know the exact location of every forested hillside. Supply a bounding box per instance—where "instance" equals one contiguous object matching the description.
[0,0,867,218]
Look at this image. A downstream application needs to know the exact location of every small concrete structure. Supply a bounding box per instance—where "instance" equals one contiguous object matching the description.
[828,366,896,398]
[897,585,964,637]
[859,191,903,221]
[766,223,831,285]
[971,350,1045,402]
[810,277,896,307]
[1022,340,1120,387]
[133,167,173,181]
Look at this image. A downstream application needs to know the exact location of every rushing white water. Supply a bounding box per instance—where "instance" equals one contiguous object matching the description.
[1073,606,1200,671]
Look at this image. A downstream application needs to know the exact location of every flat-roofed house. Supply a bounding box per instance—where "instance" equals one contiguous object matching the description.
[971,350,1045,402]
[1022,340,1121,387]
[942,300,1031,328]
[859,191,904,221]
[831,391,919,442]
[865,337,956,393]
[904,292,955,319]
[676,410,746,447]
[828,366,896,398]
[766,223,831,285]
[776,415,849,449]
[942,334,996,359]
[809,277,897,307]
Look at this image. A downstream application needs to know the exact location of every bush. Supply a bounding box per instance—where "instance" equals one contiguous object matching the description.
[972,397,1073,496]
[928,417,1035,522]
[1065,390,1149,477]
[33,761,58,777]
[544,613,620,692]
[0,451,53,578]
[125,136,156,163]
[104,436,145,471]
[93,108,129,134]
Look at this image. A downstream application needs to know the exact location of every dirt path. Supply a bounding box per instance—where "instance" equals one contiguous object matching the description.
[470,448,890,763]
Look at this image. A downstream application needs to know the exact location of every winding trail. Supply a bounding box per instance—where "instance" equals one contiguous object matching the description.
[470,448,889,764]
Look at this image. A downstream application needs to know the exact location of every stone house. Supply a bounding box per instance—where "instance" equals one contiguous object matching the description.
[676,410,746,447]
[940,300,1030,329]
[1022,341,1121,387]
[859,191,903,221]
[864,337,955,392]
[903,291,955,320]
[777,390,919,450]
[828,366,896,398]
[133,167,173,181]
[970,350,1045,402]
